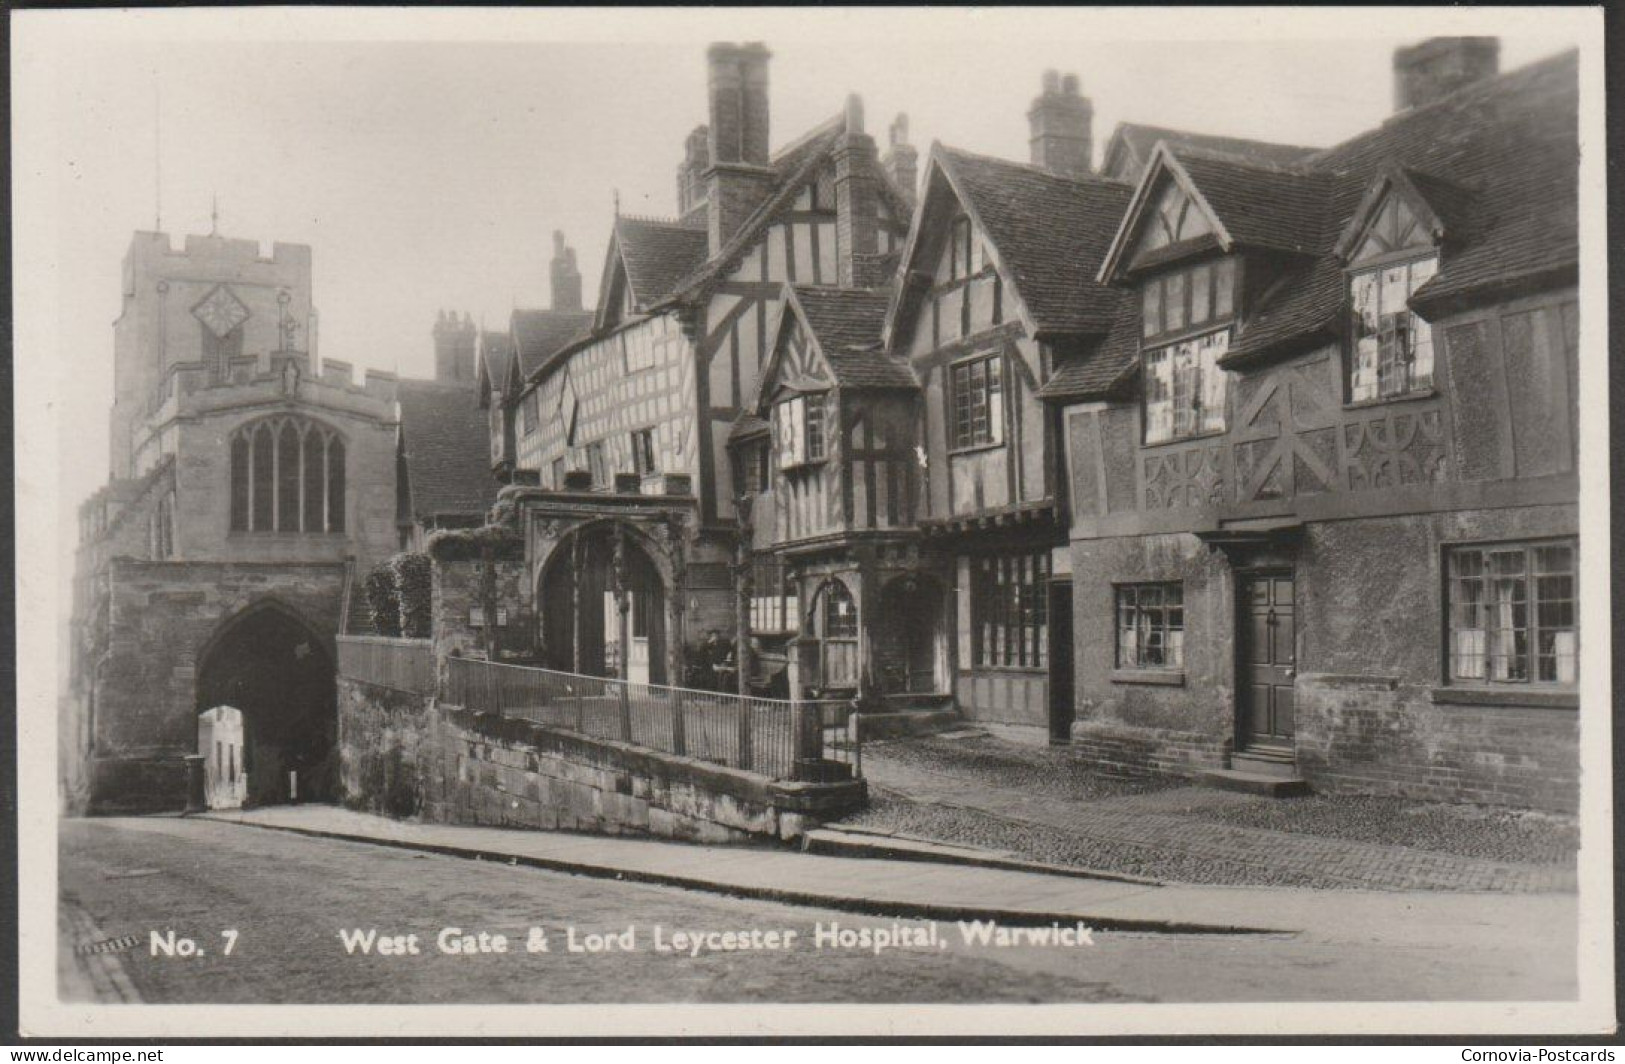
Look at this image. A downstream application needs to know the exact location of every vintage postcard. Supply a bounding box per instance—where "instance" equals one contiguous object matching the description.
[13,5,1614,1040]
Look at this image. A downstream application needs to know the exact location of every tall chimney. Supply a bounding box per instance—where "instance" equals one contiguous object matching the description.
[1393,37,1500,112]
[1028,70,1094,179]
[676,125,711,216]
[433,309,477,384]
[705,42,777,253]
[834,94,884,288]
[550,230,582,311]
[884,113,919,210]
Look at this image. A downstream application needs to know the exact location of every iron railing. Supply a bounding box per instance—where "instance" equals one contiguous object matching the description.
[444,656,861,782]
[336,635,436,695]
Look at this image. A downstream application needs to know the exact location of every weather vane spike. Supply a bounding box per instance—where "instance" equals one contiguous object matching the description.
[210,193,219,236]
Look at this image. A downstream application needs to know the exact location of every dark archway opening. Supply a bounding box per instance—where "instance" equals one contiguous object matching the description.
[196,604,336,806]
[876,573,948,695]
[538,525,667,686]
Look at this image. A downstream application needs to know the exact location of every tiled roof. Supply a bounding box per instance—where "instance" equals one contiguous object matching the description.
[614,216,710,309]
[791,285,917,390]
[939,146,1135,336]
[1170,148,1333,257]
[511,308,594,380]
[1037,298,1141,402]
[1108,123,1320,179]
[397,380,500,521]
[1065,50,1579,398]
[478,330,514,396]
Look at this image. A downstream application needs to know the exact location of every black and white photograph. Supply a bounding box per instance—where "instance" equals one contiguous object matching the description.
[13,5,1613,1040]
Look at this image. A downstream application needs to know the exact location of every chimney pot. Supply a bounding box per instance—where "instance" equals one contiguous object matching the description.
[1029,70,1094,179]
[704,42,776,252]
[1393,36,1500,112]
[845,93,865,136]
[550,231,583,312]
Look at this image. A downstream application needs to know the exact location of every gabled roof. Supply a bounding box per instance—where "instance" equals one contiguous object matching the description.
[888,145,1134,345]
[791,285,916,390]
[600,215,710,324]
[510,308,594,381]
[659,117,914,308]
[476,330,515,404]
[396,380,500,522]
[1065,49,1579,398]
[1102,123,1320,182]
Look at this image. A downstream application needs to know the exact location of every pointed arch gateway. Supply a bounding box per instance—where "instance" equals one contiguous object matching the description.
[536,521,669,686]
[195,598,336,807]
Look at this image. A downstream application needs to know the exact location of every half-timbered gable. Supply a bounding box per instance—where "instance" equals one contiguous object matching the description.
[1051,44,1581,811]
[880,128,1133,731]
[499,43,917,695]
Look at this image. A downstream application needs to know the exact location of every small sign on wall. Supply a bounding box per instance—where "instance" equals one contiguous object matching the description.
[469,606,509,628]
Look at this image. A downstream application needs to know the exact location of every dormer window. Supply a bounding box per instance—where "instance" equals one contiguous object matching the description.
[1140,256,1236,445]
[776,393,827,469]
[1345,192,1439,403]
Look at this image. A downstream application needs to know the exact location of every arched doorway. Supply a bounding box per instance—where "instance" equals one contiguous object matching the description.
[876,573,949,695]
[196,602,336,806]
[538,524,667,685]
[804,579,860,695]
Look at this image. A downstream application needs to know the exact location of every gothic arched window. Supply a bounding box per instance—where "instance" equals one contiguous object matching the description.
[228,416,346,533]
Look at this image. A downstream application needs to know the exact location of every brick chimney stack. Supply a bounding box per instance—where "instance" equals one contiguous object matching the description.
[834,94,884,289]
[676,125,711,217]
[1393,37,1500,112]
[1028,70,1094,179]
[884,113,919,210]
[704,42,778,254]
[433,309,477,384]
[550,230,582,312]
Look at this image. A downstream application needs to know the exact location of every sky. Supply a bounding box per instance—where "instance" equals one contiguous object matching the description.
[13,7,1584,624]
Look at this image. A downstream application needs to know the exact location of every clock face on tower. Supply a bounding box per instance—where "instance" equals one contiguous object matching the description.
[192,284,251,338]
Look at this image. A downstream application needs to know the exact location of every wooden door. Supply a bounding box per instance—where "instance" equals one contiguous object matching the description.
[1238,572,1296,750]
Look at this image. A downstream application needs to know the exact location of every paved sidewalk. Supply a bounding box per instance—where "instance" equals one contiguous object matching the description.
[197,805,1576,954]
[855,745,1577,893]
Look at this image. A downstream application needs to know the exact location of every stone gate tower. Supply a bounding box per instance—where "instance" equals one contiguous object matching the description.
[65,230,402,813]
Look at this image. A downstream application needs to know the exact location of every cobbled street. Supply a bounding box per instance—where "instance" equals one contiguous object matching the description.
[60,817,1574,1005]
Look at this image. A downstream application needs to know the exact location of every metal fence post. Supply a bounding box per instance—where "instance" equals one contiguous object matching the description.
[735,698,752,772]
[671,686,687,757]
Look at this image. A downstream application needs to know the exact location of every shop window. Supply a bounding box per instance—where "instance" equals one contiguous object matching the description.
[970,552,1049,669]
[1115,583,1185,669]
[951,355,1004,450]
[1448,539,1577,685]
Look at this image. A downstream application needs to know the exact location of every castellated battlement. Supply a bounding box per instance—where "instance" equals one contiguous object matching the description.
[131,229,312,269]
[145,351,399,429]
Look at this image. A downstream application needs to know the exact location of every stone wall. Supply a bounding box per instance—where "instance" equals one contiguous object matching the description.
[337,675,436,819]
[336,677,865,842]
[85,558,345,813]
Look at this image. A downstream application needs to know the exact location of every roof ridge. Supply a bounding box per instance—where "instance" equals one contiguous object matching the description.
[1164,141,1324,176]
[938,142,1133,190]
[1307,47,1578,167]
[770,113,844,164]
[1116,121,1322,157]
